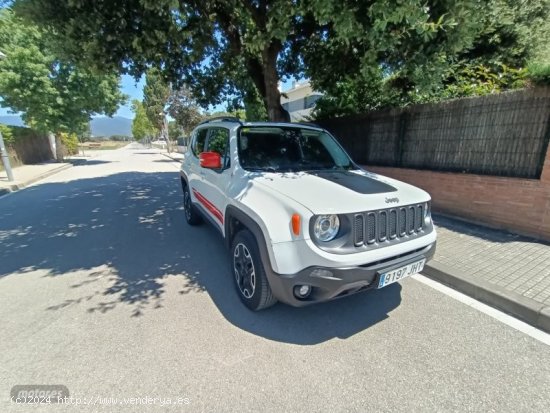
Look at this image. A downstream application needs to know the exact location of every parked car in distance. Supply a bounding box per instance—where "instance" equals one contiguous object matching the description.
[180,117,436,310]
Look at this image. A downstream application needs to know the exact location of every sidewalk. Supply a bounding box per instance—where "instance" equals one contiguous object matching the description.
[160,151,184,162]
[0,162,72,196]
[426,215,550,333]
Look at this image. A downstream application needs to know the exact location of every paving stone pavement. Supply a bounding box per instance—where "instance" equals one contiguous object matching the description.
[432,215,550,307]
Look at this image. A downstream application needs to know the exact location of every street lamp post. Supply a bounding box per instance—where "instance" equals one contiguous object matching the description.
[0,50,15,182]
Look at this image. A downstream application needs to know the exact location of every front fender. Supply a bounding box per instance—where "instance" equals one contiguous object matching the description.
[225,182,312,273]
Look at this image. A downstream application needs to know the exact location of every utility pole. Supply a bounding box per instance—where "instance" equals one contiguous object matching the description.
[0,128,15,182]
[0,51,15,181]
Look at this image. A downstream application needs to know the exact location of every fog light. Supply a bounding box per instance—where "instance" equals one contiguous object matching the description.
[294,285,311,299]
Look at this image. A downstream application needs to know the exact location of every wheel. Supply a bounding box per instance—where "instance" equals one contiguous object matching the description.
[231,230,277,311]
[182,184,202,225]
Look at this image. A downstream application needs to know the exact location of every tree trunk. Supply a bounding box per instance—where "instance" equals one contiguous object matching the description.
[54,133,64,162]
[262,47,290,122]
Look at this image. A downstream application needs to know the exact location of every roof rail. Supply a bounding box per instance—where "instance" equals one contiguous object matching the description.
[199,116,243,126]
[295,122,322,129]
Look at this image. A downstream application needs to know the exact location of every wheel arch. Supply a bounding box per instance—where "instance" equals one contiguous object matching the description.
[224,205,273,274]
[180,172,189,189]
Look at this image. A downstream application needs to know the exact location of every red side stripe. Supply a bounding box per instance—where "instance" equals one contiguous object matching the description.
[192,189,224,224]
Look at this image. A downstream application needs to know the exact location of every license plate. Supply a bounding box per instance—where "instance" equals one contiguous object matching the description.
[377,259,426,289]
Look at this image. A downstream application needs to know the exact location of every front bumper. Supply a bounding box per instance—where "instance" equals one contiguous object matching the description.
[266,242,436,307]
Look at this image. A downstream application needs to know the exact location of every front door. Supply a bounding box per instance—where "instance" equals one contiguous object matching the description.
[194,127,231,230]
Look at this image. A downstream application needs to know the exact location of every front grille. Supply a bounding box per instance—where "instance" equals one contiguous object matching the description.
[353,204,426,247]
[367,213,376,244]
[354,214,364,246]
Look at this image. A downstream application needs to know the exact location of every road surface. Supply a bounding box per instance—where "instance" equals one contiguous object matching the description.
[1,145,549,412]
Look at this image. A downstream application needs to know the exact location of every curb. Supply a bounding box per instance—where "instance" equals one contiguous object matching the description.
[423,261,550,333]
[0,163,72,197]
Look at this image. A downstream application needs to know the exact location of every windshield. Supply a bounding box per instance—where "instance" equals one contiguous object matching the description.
[238,126,356,172]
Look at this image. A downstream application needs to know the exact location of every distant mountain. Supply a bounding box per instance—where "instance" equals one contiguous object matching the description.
[0,115,132,137]
[0,115,25,127]
[91,117,132,137]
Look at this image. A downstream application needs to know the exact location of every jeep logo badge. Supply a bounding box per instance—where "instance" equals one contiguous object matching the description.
[385,197,399,204]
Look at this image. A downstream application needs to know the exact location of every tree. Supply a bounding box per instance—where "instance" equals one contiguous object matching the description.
[168,121,179,142]
[166,86,204,136]
[309,0,550,118]
[0,9,125,159]
[131,100,157,141]
[15,0,484,122]
[143,68,170,135]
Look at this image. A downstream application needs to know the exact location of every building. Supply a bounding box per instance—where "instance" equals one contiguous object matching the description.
[280,81,322,122]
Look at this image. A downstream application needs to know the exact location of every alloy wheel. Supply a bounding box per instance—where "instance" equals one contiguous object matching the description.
[233,243,256,298]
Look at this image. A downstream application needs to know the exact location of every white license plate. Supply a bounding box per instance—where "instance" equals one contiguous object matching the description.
[378,259,426,289]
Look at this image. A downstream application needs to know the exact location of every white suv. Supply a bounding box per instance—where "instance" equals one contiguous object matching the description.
[180,117,436,310]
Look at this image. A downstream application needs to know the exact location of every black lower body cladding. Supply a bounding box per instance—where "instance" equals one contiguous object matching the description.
[265,242,436,307]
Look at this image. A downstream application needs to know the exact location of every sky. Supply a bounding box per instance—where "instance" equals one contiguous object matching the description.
[116,74,145,118]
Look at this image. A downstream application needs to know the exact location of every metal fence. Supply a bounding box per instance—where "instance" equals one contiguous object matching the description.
[318,87,550,179]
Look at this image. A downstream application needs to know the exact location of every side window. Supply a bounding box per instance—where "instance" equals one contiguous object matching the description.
[206,127,230,169]
[191,128,208,157]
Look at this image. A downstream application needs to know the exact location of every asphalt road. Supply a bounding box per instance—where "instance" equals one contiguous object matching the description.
[1,145,549,413]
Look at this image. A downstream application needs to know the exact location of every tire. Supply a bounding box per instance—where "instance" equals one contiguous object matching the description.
[231,230,277,311]
[182,183,202,225]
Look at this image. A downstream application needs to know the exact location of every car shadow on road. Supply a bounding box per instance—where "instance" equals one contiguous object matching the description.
[0,171,401,344]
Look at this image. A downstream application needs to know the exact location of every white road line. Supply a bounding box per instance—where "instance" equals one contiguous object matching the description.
[412,274,550,346]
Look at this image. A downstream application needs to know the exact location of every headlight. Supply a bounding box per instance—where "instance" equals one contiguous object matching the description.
[313,214,340,242]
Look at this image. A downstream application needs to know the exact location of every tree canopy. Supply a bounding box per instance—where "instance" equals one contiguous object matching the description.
[131,99,157,141]
[0,8,126,135]
[13,0,549,122]
[166,86,204,136]
[15,0,490,121]
[143,68,170,136]
[309,0,550,117]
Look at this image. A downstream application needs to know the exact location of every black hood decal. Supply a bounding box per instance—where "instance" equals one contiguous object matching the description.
[310,171,397,194]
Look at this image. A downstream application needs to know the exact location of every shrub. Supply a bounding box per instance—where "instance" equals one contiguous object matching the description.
[60,132,79,155]
[527,62,550,85]
[0,124,14,145]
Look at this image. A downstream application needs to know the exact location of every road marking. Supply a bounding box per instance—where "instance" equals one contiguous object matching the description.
[412,274,550,346]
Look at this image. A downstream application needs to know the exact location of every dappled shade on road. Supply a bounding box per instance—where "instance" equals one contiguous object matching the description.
[0,170,401,344]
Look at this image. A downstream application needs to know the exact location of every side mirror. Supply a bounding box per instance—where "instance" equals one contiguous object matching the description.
[199,151,222,169]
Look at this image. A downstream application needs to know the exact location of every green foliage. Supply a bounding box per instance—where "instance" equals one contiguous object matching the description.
[15,0,550,121]
[0,124,14,145]
[527,62,550,85]
[204,110,246,121]
[0,9,126,135]
[143,68,170,132]
[311,0,550,118]
[131,99,157,141]
[439,64,527,99]
[166,86,204,135]
[167,121,180,141]
[59,132,79,155]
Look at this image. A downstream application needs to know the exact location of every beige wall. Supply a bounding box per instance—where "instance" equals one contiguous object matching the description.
[281,81,321,121]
